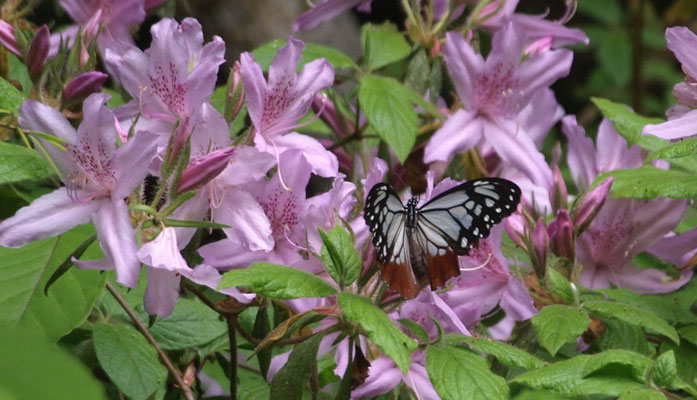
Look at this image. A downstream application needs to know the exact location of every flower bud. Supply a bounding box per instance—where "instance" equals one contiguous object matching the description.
[27,25,50,77]
[574,177,613,234]
[525,37,552,57]
[531,218,549,277]
[551,164,568,212]
[504,212,528,251]
[177,147,236,194]
[550,209,575,260]
[224,62,244,122]
[0,20,21,56]
[64,71,108,102]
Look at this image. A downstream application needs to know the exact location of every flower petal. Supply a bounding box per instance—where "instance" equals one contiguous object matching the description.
[518,49,573,107]
[293,0,367,31]
[216,146,276,186]
[614,262,693,294]
[666,26,697,80]
[350,356,402,399]
[93,200,141,287]
[271,132,339,177]
[443,32,484,106]
[213,189,274,252]
[137,227,190,273]
[0,188,99,247]
[295,58,335,103]
[561,115,596,189]
[423,109,482,164]
[596,118,643,172]
[144,267,181,317]
[188,264,256,302]
[643,109,697,140]
[113,131,159,199]
[240,52,266,130]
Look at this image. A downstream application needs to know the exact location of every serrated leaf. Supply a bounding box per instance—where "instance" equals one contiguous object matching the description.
[269,331,325,400]
[251,39,355,71]
[652,350,677,387]
[511,355,645,397]
[661,341,697,394]
[218,262,337,299]
[404,48,430,95]
[146,299,227,350]
[0,141,55,184]
[584,300,679,343]
[0,76,24,113]
[582,349,653,381]
[595,167,697,199]
[442,334,546,370]
[618,389,667,400]
[647,136,697,161]
[359,75,417,162]
[531,305,589,355]
[427,345,508,400]
[0,224,106,342]
[546,268,574,304]
[361,22,411,70]
[597,318,652,355]
[598,288,697,324]
[93,322,167,400]
[0,322,106,400]
[319,225,360,288]
[338,293,417,373]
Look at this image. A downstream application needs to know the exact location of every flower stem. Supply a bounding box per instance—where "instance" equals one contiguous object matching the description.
[105,281,195,400]
[226,316,238,400]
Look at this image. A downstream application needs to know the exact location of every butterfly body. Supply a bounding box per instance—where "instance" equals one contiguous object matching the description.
[364,178,521,299]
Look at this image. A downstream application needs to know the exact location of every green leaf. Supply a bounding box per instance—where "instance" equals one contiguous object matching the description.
[597,289,697,324]
[398,318,430,344]
[319,225,360,288]
[511,355,645,397]
[442,334,546,370]
[359,75,418,162]
[0,322,106,400]
[596,166,697,199]
[582,349,653,381]
[426,345,509,400]
[251,39,355,71]
[146,299,227,350]
[269,332,325,400]
[404,48,430,95]
[618,389,667,400]
[218,262,337,299]
[338,293,417,373]
[93,322,167,400]
[546,268,575,304]
[652,350,677,388]
[531,305,589,356]
[596,32,632,86]
[361,22,411,70]
[0,141,55,184]
[661,341,697,394]
[647,136,697,161]
[596,318,651,356]
[0,224,106,342]
[584,300,679,343]
[0,76,24,113]
[253,305,272,378]
[679,325,697,346]
[591,97,697,172]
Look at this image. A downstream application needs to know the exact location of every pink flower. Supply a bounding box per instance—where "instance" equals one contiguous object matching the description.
[643,27,697,139]
[63,71,109,102]
[54,0,145,56]
[27,25,51,76]
[240,38,338,177]
[563,116,693,293]
[0,19,21,56]
[294,0,372,32]
[0,94,158,288]
[424,23,573,190]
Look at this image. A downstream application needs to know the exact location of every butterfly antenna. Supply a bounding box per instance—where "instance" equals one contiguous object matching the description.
[460,252,493,272]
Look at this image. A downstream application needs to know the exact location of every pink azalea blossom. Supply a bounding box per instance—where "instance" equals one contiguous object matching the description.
[643,27,697,139]
[52,0,145,56]
[0,94,158,288]
[563,116,693,293]
[424,23,573,190]
[105,18,225,139]
[240,38,338,177]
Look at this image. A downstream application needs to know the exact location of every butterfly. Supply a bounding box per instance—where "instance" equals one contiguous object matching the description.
[363,178,521,299]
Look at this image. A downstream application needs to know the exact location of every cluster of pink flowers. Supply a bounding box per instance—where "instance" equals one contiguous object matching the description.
[0,0,695,398]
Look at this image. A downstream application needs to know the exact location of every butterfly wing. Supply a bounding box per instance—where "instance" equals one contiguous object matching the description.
[364,183,420,298]
[416,178,521,289]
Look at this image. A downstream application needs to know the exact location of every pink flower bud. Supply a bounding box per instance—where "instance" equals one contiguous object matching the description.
[0,20,21,56]
[525,37,552,57]
[177,147,236,194]
[550,209,575,260]
[27,25,50,77]
[532,218,549,275]
[225,62,245,122]
[504,212,528,251]
[64,71,108,102]
[551,164,568,212]
[575,177,614,234]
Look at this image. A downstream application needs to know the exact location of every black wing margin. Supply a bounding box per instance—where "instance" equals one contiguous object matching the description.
[417,178,521,255]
